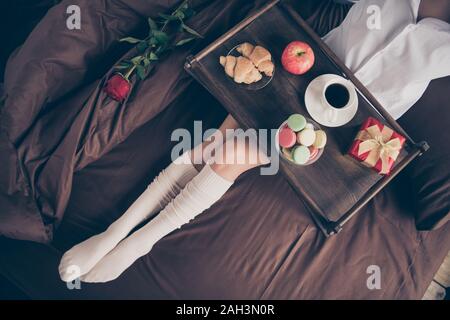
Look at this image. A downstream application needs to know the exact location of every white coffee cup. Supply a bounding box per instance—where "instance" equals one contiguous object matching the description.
[320,76,357,124]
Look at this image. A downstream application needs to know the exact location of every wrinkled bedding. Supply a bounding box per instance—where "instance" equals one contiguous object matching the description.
[0,0,258,242]
[0,0,449,299]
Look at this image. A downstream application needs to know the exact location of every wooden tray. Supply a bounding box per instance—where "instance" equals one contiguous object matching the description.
[185,0,428,236]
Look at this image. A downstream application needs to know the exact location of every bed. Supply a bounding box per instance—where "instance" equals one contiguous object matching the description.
[0,0,449,299]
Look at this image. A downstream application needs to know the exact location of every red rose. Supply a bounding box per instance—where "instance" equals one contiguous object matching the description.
[104,74,131,101]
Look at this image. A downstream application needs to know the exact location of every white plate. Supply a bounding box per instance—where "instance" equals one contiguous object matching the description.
[305,74,358,127]
[225,44,275,91]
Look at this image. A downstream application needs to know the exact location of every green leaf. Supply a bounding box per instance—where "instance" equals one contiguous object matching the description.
[148,52,159,61]
[147,17,158,31]
[118,61,131,67]
[136,65,146,80]
[119,37,142,44]
[152,30,170,44]
[159,13,177,21]
[183,8,195,19]
[116,0,197,83]
[115,64,130,70]
[181,23,202,38]
[115,61,132,70]
[131,55,144,65]
[136,41,148,53]
[175,37,196,46]
[179,0,189,11]
[174,11,185,20]
[148,37,158,46]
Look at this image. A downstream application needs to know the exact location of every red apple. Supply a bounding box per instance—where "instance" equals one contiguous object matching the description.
[281,41,315,75]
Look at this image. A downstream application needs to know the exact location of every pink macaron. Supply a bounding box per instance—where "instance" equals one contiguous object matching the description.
[308,146,319,160]
[279,126,297,148]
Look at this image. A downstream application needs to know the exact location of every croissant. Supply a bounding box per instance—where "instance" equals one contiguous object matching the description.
[220,55,262,84]
[219,55,237,78]
[256,60,274,77]
[236,42,255,58]
[237,43,274,77]
[220,42,274,84]
[250,46,274,77]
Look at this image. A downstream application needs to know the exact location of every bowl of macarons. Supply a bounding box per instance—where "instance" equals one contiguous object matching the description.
[276,113,327,166]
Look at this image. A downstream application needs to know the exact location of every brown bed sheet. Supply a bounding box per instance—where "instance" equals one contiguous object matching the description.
[0,0,449,299]
[1,78,449,299]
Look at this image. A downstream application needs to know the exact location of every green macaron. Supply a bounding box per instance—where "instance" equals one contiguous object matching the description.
[287,114,307,132]
[292,145,311,165]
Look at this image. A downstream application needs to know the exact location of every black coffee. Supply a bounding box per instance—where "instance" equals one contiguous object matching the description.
[325,83,350,109]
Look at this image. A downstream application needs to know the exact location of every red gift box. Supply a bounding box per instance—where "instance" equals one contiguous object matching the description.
[348,117,406,175]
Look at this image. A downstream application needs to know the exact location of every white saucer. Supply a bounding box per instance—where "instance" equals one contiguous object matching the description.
[305,74,358,127]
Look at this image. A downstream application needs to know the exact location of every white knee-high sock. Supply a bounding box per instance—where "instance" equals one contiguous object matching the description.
[81,165,233,283]
[107,151,198,237]
[59,152,198,282]
[132,165,233,245]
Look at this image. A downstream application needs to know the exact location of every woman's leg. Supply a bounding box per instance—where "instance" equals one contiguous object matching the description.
[81,128,269,283]
[190,113,240,171]
[59,114,240,282]
[58,151,199,282]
